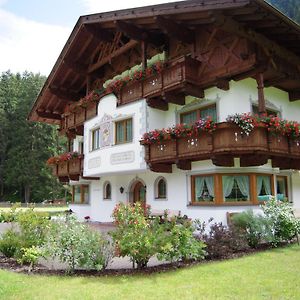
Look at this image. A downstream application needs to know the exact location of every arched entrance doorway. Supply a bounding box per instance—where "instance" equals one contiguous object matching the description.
[131,180,146,206]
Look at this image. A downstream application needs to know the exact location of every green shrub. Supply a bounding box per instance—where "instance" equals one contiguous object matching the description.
[231,210,272,248]
[0,203,21,223]
[0,229,22,257]
[44,216,113,273]
[17,246,42,272]
[111,203,205,268]
[16,209,50,248]
[156,217,206,262]
[262,197,300,245]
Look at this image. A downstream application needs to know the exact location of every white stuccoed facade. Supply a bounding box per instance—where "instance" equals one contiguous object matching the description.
[69,78,300,224]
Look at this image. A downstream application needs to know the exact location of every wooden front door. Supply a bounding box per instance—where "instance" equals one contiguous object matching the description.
[133,181,146,205]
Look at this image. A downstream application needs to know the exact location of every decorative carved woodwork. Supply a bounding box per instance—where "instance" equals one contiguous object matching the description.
[146,97,168,111]
[83,24,114,42]
[149,163,172,173]
[52,156,83,182]
[256,73,266,115]
[155,16,195,44]
[119,56,203,107]
[289,91,300,102]
[49,86,81,102]
[142,123,300,172]
[37,110,62,121]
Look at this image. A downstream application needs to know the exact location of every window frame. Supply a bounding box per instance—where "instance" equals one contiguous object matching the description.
[91,127,101,151]
[155,177,167,200]
[191,174,216,205]
[190,173,275,206]
[276,175,289,202]
[72,185,90,204]
[115,118,133,145]
[180,104,217,124]
[103,181,112,200]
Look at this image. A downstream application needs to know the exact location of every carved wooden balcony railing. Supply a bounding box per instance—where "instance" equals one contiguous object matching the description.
[119,56,203,105]
[59,101,98,136]
[51,156,83,182]
[141,123,300,173]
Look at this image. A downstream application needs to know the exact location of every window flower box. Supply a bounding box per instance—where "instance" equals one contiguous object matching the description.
[57,161,68,177]
[120,81,143,103]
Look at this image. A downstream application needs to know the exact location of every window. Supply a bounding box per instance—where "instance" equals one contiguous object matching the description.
[72,185,89,204]
[192,175,215,203]
[252,105,279,116]
[92,128,100,150]
[115,118,133,144]
[103,182,112,200]
[155,177,167,199]
[78,141,84,154]
[222,175,250,202]
[257,175,272,201]
[276,176,288,201]
[181,104,217,124]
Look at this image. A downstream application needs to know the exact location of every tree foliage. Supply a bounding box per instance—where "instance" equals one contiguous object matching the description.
[0,71,66,203]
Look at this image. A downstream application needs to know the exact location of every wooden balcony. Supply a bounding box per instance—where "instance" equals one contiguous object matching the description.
[51,156,83,182]
[142,123,300,172]
[119,56,203,106]
[60,101,98,135]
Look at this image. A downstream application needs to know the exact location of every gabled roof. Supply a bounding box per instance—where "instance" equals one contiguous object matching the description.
[28,0,300,124]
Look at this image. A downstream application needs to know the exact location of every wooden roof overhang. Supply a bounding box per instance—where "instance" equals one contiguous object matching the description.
[28,0,300,124]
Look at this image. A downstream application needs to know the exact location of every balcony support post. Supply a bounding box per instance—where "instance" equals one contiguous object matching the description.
[256,72,266,115]
[141,41,147,72]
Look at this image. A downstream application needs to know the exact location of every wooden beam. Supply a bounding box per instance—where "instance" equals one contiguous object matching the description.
[88,40,139,74]
[141,41,147,71]
[146,97,168,111]
[264,75,287,87]
[155,16,195,44]
[256,73,266,115]
[176,160,191,170]
[149,163,172,173]
[82,176,100,180]
[63,58,88,76]
[185,83,205,98]
[216,79,230,91]
[37,110,62,121]
[83,24,114,42]
[240,155,268,167]
[289,91,300,102]
[214,14,300,71]
[212,155,234,167]
[163,92,185,105]
[49,86,82,102]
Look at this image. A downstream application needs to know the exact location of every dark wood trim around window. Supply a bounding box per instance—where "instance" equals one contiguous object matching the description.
[180,104,216,124]
[191,173,275,206]
[115,118,133,145]
[72,185,89,204]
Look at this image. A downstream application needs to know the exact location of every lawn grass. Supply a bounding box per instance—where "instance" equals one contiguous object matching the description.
[0,244,299,300]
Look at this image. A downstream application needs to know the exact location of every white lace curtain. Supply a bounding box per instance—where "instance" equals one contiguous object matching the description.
[222,175,250,199]
[257,175,271,195]
[195,176,214,199]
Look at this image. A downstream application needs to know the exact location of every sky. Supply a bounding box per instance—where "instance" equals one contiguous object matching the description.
[0,0,173,76]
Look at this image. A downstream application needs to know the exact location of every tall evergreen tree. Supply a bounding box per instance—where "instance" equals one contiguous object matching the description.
[0,71,66,203]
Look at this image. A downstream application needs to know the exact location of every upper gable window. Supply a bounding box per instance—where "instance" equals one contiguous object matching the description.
[180,104,217,124]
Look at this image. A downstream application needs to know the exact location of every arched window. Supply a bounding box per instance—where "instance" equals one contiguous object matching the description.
[103,181,112,200]
[155,177,167,199]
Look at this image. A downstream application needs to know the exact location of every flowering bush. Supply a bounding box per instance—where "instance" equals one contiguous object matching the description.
[226,113,258,135]
[111,203,157,268]
[46,152,82,165]
[262,197,300,245]
[141,117,216,144]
